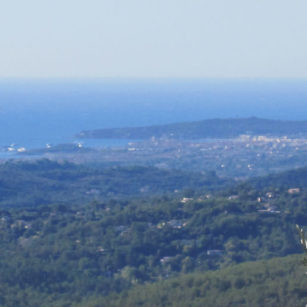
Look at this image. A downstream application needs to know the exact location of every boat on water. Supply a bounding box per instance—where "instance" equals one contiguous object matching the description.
[17,147,26,153]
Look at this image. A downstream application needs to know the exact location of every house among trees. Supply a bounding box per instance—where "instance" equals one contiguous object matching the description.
[288,188,300,194]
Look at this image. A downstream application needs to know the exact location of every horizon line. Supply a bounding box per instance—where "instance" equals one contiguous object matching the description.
[1,77,307,82]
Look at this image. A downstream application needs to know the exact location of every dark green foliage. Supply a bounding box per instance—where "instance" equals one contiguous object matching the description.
[248,166,307,189]
[95,255,307,307]
[0,161,307,306]
[0,159,228,208]
[0,185,306,306]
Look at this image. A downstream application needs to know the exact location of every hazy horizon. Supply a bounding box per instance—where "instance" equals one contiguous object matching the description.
[1,78,307,151]
[2,0,307,79]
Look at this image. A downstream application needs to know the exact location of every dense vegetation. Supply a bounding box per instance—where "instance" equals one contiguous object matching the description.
[78,117,307,140]
[0,160,306,306]
[0,175,306,306]
[247,166,307,189]
[0,159,228,208]
[96,255,307,307]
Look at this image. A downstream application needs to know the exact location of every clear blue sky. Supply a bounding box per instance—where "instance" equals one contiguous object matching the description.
[1,0,307,78]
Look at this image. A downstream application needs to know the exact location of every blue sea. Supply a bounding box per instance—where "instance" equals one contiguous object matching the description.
[0,78,307,155]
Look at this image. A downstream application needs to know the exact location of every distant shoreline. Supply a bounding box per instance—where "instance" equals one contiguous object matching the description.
[78,117,307,140]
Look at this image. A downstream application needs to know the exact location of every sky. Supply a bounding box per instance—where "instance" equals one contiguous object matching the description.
[1,0,307,79]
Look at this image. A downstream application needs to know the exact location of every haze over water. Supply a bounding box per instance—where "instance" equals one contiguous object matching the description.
[1,79,307,149]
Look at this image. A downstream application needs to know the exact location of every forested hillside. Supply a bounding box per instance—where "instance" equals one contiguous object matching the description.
[247,166,307,189]
[96,255,307,307]
[0,160,306,306]
[0,179,306,306]
[0,160,228,208]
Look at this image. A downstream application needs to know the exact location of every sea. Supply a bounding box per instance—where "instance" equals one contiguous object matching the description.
[0,78,307,157]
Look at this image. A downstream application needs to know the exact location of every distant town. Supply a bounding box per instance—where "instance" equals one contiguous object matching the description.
[10,134,306,180]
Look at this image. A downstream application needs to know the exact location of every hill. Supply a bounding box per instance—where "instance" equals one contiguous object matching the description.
[0,159,228,208]
[226,166,307,199]
[78,117,307,140]
[97,254,307,307]
[0,162,306,306]
[248,166,307,190]
[0,180,306,306]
